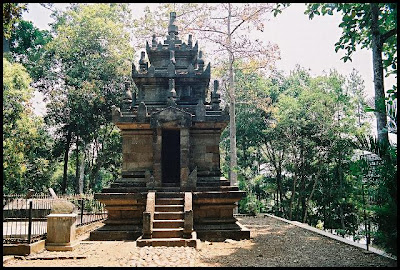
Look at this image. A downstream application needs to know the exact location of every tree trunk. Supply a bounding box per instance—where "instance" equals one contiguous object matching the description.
[301,176,306,221]
[323,194,327,230]
[79,143,85,194]
[280,174,286,216]
[242,140,246,168]
[276,168,284,213]
[371,3,389,147]
[62,129,72,194]
[299,145,306,221]
[227,3,237,186]
[75,136,79,194]
[275,177,280,214]
[89,163,101,191]
[329,188,332,233]
[278,153,284,214]
[338,157,345,232]
[295,193,302,221]
[303,169,322,223]
[289,173,297,220]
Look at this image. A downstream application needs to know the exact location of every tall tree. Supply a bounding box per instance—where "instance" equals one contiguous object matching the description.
[40,3,134,193]
[3,57,55,194]
[304,3,397,147]
[253,67,364,224]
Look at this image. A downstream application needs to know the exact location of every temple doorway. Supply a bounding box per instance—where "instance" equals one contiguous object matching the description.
[161,129,180,186]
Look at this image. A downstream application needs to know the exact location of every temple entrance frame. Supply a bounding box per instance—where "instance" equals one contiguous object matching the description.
[161,129,180,186]
[150,106,193,190]
[152,126,191,190]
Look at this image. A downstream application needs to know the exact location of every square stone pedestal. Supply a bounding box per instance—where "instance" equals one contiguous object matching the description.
[46,213,79,251]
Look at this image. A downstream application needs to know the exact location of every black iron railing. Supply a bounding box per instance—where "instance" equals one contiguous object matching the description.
[3,193,107,244]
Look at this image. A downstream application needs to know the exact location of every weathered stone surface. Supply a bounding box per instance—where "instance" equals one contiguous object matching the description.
[188,167,197,189]
[92,11,249,242]
[3,240,45,256]
[150,106,192,129]
[50,200,76,214]
[46,214,78,251]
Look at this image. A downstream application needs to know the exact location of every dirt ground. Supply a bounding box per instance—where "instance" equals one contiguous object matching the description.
[3,216,397,267]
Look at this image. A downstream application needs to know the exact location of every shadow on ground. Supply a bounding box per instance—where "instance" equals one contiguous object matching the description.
[195,216,397,267]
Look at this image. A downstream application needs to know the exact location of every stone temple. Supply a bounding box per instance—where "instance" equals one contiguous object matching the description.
[91,12,250,247]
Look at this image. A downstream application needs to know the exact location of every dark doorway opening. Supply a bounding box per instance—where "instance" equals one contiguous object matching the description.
[162,129,180,185]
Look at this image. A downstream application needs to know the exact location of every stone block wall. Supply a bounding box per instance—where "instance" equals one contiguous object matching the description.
[122,130,153,176]
[190,129,221,176]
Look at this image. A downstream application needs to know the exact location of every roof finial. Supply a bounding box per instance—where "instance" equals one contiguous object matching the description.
[197,50,204,71]
[168,11,178,36]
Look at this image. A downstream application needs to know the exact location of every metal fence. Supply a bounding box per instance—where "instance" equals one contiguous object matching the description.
[3,193,107,244]
[67,195,108,227]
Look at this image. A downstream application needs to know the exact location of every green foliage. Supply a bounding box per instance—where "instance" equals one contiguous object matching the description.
[239,193,264,216]
[316,220,324,230]
[3,3,27,39]
[38,3,133,193]
[3,58,32,133]
[304,3,397,114]
[9,20,53,80]
[231,63,396,253]
[226,65,394,247]
[3,58,55,194]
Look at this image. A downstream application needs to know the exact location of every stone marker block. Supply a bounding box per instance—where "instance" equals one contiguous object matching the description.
[46,213,79,251]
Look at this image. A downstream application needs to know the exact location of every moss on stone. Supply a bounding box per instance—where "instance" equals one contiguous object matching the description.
[51,200,76,214]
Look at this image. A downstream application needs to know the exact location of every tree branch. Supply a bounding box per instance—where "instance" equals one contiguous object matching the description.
[230,6,269,35]
[381,27,397,44]
[188,27,227,36]
[210,16,229,20]
[176,7,205,18]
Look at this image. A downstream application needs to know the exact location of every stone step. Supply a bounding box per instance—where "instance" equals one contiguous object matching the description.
[157,187,181,192]
[194,218,237,224]
[136,237,197,247]
[162,183,180,187]
[96,224,142,231]
[121,172,146,178]
[152,228,184,238]
[154,211,184,220]
[194,223,242,230]
[102,187,148,193]
[90,230,142,241]
[195,186,239,191]
[156,192,185,199]
[156,198,184,205]
[153,220,184,228]
[103,186,241,193]
[118,177,146,182]
[206,111,221,116]
[155,205,184,212]
[104,219,141,225]
[110,182,146,188]
[196,181,230,187]
[197,176,225,181]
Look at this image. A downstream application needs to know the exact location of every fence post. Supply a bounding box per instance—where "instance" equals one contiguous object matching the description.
[81,199,84,225]
[28,200,33,244]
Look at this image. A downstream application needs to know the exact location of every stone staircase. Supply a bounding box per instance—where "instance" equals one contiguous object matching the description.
[136,192,198,247]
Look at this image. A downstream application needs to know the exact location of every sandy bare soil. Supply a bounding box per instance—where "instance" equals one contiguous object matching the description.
[3,216,397,267]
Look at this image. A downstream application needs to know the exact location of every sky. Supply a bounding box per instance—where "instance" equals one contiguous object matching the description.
[22,3,396,141]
